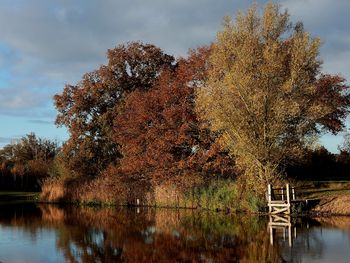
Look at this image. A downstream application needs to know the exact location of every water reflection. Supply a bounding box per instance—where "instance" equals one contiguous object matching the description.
[0,204,349,263]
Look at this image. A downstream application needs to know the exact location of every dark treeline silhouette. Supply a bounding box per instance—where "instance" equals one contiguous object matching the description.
[0,133,60,191]
[287,147,350,180]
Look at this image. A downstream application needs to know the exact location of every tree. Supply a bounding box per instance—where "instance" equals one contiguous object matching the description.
[0,133,60,190]
[0,133,58,164]
[54,42,174,177]
[115,47,235,187]
[196,3,350,188]
[314,75,350,132]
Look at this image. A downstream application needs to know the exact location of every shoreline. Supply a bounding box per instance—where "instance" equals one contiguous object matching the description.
[2,190,350,217]
[32,198,350,217]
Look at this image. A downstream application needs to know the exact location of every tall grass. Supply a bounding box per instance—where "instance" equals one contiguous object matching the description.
[186,180,265,213]
[40,177,65,202]
[189,180,237,210]
[41,174,266,213]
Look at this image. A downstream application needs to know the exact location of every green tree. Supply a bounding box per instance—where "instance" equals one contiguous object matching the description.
[0,133,58,164]
[0,133,60,190]
[196,2,350,189]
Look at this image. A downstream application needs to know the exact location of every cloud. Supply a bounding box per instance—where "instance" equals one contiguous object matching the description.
[0,136,22,147]
[0,87,46,109]
[0,0,244,119]
[0,0,349,151]
[0,82,54,116]
[28,120,53,125]
[0,0,234,64]
[0,0,254,121]
[0,137,12,144]
[281,0,350,80]
[0,0,347,87]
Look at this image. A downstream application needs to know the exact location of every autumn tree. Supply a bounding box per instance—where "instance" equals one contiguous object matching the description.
[54,42,174,177]
[0,133,60,190]
[196,3,350,189]
[0,134,58,166]
[115,47,235,188]
[314,74,350,132]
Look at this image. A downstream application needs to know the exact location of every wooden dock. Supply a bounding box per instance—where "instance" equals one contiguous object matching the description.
[267,184,308,247]
[268,214,296,247]
[267,184,306,215]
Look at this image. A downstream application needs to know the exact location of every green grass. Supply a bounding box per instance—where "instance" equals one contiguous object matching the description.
[297,180,350,200]
[0,191,39,203]
[185,180,265,213]
[304,189,350,199]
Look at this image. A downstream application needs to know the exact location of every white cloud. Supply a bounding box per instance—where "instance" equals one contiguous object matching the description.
[0,0,348,150]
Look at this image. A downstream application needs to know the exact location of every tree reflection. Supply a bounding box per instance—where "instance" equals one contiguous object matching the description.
[0,204,347,262]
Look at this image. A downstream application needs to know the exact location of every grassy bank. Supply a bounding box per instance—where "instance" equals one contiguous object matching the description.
[40,175,350,215]
[40,177,266,213]
[293,180,350,215]
[0,191,39,204]
[154,180,265,212]
[297,180,350,199]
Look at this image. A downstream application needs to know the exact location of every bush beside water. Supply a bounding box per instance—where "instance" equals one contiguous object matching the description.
[41,177,266,213]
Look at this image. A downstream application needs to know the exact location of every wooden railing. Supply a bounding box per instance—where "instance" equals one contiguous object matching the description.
[267,184,304,214]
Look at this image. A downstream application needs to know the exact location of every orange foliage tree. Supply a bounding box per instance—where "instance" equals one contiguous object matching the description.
[54,42,175,177]
[114,47,235,187]
[314,74,350,133]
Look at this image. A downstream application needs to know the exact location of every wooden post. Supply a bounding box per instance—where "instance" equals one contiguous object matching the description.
[286,184,290,214]
[270,225,274,245]
[292,187,295,201]
[268,184,272,214]
[269,214,273,245]
[281,188,284,201]
[288,224,292,247]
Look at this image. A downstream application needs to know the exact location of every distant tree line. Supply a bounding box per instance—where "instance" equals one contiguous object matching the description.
[287,145,350,180]
[0,133,60,191]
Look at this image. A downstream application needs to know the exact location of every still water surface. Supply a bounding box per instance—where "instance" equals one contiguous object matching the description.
[0,203,349,262]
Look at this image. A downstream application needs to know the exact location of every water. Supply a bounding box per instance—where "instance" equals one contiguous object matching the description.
[0,203,349,263]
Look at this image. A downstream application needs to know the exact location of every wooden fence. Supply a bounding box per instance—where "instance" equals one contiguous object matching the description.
[267,184,306,215]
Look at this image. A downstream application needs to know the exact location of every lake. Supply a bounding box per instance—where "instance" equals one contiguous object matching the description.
[0,203,349,262]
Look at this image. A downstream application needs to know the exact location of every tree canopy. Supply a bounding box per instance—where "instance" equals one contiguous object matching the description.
[0,133,60,190]
[196,3,350,187]
[115,47,235,187]
[48,2,350,202]
[54,42,175,177]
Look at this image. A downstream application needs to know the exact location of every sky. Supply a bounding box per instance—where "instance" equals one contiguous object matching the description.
[0,0,349,152]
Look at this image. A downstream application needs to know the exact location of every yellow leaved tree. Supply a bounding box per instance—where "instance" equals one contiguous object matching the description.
[196,2,348,191]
